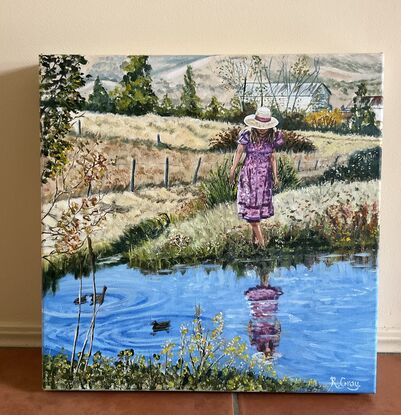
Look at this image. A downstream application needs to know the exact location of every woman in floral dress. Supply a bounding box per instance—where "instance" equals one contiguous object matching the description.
[229,107,285,247]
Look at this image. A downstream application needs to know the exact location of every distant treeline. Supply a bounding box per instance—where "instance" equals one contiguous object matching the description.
[85,56,381,137]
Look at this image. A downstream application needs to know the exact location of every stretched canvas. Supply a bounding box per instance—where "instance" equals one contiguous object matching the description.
[40,53,383,392]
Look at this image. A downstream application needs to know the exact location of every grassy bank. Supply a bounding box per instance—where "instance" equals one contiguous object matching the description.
[127,180,379,270]
[43,351,324,392]
[43,306,325,392]
[41,184,198,257]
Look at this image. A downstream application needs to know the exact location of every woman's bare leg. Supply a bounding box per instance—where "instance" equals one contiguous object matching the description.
[256,223,266,246]
[251,226,257,244]
[250,222,265,247]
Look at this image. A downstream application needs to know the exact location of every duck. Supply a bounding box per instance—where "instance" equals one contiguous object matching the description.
[89,286,108,306]
[73,295,88,305]
[151,320,171,332]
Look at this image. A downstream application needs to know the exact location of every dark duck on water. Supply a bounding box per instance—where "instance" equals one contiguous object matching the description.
[151,320,171,333]
[73,286,108,305]
[90,286,108,306]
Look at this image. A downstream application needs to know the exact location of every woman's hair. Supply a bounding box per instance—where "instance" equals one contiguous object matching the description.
[249,127,275,144]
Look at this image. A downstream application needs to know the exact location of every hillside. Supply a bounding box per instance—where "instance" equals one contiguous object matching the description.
[78,54,383,109]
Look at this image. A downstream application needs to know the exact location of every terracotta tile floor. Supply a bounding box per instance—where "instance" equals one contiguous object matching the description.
[0,349,400,415]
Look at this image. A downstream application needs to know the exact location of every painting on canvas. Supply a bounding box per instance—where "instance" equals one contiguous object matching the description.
[40,53,382,392]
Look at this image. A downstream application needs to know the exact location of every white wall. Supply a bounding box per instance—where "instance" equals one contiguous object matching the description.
[0,0,400,351]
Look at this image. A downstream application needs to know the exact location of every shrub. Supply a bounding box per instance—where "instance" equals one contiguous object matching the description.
[305,108,344,130]
[209,125,242,152]
[279,111,308,130]
[209,127,315,154]
[199,158,238,208]
[315,201,379,249]
[200,153,300,208]
[281,131,316,153]
[319,146,381,184]
[275,155,302,194]
[348,146,382,179]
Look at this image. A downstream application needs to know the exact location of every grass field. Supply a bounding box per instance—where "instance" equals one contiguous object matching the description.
[42,112,381,202]
[42,112,382,259]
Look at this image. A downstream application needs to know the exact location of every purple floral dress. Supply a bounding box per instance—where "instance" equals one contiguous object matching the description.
[236,128,285,222]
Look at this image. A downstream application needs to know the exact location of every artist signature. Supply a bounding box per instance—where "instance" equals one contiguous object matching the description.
[328,376,361,392]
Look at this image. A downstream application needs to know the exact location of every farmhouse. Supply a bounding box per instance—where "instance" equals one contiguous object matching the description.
[241,82,332,112]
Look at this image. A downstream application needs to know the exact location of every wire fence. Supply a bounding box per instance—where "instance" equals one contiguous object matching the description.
[71,122,349,193]
[99,152,348,195]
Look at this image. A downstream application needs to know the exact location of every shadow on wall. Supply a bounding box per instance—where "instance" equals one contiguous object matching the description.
[0,66,42,332]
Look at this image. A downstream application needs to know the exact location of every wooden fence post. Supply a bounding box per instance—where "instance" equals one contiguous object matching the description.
[334,155,341,167]
[130,158,136,192]
[157,133,161,146]
[164,157,169,188]
[193,157,202,184]
[77,119,82,136]
[297,157,302,172]
[314,160,319,170]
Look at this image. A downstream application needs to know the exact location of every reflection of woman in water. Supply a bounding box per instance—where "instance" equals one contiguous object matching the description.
[230,106,285,247]
[245,269,283,359]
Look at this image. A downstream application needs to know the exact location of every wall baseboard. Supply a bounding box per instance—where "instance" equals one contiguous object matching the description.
[377,328,401,353]
[0,323,42,347]
[0,324,400,352]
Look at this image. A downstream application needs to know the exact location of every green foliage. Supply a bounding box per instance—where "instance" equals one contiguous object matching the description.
[319,146,381,184]
[199,152,300,209]
[176,65,203,117]
[350,82,381,136]
[279,110,308,130]
[200,159,238,208]
[39,54,89,183]
[274,155,302,193]
[86,76,114,113]
[223,98,258,124]
[202,96,225,121]
[110,55,158,115]
[43,306,324,392]
[157,93,175,116]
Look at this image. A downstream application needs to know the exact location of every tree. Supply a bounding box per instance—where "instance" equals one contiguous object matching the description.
[39,54,90,183]
[217,55,321,120]
[218,56,254,112]
[177,65,203,117]
[158,93,175,116]
[86,76,114,113]
[350,82,380,136]
[41,139,115,375]
[203,96,224,120]
[110,55,158,115]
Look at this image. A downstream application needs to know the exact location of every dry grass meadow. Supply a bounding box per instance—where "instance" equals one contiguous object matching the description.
[41,112,382,256]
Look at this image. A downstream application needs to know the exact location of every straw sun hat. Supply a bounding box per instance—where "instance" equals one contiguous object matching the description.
[244,106,279,129]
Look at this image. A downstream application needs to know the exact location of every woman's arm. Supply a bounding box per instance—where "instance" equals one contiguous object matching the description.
[229,144,245,184]
[271,151,279,185]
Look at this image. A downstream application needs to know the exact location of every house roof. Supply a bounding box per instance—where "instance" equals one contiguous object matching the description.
[345,95,383,109]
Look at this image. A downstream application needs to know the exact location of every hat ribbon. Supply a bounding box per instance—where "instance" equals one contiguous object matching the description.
[255,114,271,122]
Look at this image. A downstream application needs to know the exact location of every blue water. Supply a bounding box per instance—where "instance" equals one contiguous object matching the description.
[42,250,378,393]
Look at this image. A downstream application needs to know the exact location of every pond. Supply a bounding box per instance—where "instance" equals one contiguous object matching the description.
[42,249,378,393]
